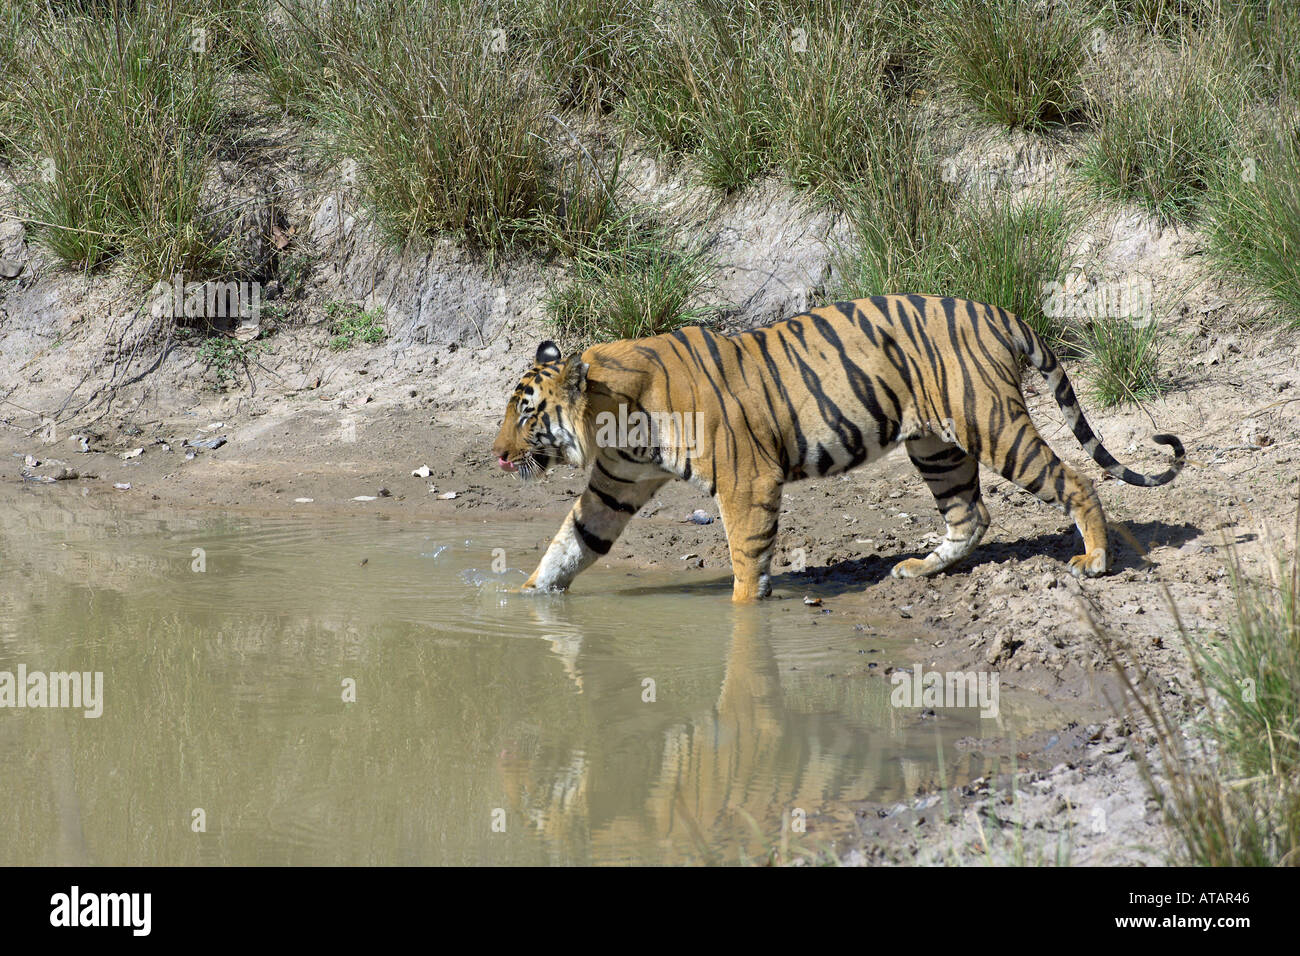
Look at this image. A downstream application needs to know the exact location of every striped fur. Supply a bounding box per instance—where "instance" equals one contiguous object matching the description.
[491,295,1185,602]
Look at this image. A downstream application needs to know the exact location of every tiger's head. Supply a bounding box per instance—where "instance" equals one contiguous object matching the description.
[492,341,593,479]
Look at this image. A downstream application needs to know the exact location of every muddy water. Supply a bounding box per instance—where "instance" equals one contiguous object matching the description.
[0,492,1054,865]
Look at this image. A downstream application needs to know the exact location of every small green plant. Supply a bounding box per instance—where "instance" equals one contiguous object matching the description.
[927,0,1092,130]
[544,214,714,343]
[1081,315,1165,406]
[198,335,269,384]
[326,302,386,350]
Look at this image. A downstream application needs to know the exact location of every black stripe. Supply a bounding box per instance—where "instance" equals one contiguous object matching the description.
[575,520,613,555]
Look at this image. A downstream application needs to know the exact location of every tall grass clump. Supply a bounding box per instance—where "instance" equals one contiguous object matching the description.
[277,0,548,249]
[1206,128,1300,326]
[1092,0,1220,36]
[543,213,715,342]
[618,0,920,196]
[0,1,31,154]
[831,106,958,298]
[833,109,1076,348]
[272,0,616,253]
[1112,511,1300,866]
[926,0,1092,130]
[1080,315,1165,406]
[936,191,1076,347]
[1233,0,1300,99]
[620,0,776,191]
[11,1,230,274]
[518,0,648,111]
[1081,32,1247,219]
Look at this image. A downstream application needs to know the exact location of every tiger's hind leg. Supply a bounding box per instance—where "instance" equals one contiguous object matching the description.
[892,436,990,578]
[977,412,1111,577]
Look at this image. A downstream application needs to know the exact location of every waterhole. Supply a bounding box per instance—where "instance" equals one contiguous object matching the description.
[0,493,1060,864]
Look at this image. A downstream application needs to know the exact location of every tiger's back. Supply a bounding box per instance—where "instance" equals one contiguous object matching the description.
[492,295,1184,602]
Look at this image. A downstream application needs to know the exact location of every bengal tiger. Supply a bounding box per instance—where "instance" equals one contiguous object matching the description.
[491,295,1184,602]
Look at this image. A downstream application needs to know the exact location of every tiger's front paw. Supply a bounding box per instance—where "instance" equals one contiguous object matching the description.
[1067,550,1109,577]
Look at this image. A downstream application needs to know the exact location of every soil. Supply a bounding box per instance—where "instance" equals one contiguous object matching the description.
[3,127,1298,866]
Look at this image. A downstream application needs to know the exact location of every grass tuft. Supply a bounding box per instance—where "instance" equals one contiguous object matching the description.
[1206,127,1300,326]
[1081,30,1247,220]
[927,0,1092,131]
[544,213,715,342]
[11,1,230,274]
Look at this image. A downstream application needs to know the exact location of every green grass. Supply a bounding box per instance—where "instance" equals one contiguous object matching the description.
[544,214,715,342]
[1081,31,1247,220]
[1102,507,1300,866]
[832,108,1076,348]
[325,302,387,350]
[830,105,958,300]
[617,0,921,195]
[1081,315,1165,406]
[1206,128,1300,325]
[9,1,231,274]
[934,192,1076,347]
[197,334,269,384]
[1234,0,1300,99]
[1160,526,1300,865]
[263,0,620,253]
[926,0,1092,131]
[519,0,646,111]
[1093,0,1221,35]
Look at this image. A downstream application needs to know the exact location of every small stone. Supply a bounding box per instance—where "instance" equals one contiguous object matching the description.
[411,465,432,478]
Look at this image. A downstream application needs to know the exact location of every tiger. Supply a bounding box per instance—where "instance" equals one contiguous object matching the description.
[491,295,1185,603]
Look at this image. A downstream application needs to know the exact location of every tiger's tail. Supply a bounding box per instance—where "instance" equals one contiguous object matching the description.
[1004,309,1185,488]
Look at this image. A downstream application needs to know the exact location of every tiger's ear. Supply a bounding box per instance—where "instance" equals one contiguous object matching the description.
[536,340,561,364]
[562,354,588,396]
